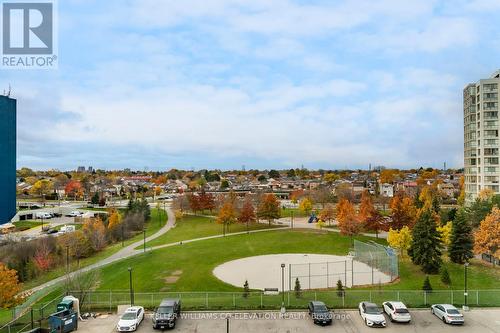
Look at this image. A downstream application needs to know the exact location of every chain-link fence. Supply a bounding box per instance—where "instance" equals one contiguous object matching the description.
[0,293,62,333]
[70,289,500,312]
[353,240,398,281]
[2,289,500,332]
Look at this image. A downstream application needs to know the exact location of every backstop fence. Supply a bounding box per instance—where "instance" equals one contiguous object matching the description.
[352,240,399,281]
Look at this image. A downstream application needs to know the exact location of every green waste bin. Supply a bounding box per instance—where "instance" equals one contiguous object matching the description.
[56,299,73,312]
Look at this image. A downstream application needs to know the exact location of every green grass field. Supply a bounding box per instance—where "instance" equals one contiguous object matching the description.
[97,229,500,294]
[13,220,42,231]
[22,209,167,291]
[143,215,282,249]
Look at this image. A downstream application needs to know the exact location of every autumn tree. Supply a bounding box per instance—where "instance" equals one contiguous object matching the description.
[436,221,452,248]
[319,203,335,226]
[83,218,107,252]
[474,207,500,263]
[298,198,313,216]
[336,198,360,244]
[65,180,83,199]
[408,209,443,274]
[390,192,417,230]
[30,179,54,206]
[380,169,399,184]
[0,263,23,308]
[33,240,53,272]
[448,209,474,264]
[387,226,412,258]
[107,209,122,230]
[198,191,216,212]
[188,194,202,213]
[217,200,237,235]
[323,173,339,185]
[238,196,256,233]
[311,187,335,208]
[257,194,281,225]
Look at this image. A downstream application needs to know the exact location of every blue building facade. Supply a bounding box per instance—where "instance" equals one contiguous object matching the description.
[0,95,16,224]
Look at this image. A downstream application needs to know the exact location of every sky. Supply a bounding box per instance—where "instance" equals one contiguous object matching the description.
[1,0,500,171]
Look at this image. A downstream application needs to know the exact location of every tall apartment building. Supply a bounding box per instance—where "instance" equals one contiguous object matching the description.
[0,95,17,224]
[464,70,500,204]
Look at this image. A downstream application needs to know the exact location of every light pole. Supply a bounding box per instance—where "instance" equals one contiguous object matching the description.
[291,211,294,229]
[143,228,146,253]
[128,267,134,306]
[463,262,469,310]
[281,263,286,313]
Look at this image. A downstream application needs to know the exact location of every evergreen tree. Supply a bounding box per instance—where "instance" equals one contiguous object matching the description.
[440,267,451,286]
[243,280,250,298]
[422,276,433,292]
[448,209,474,264]
[336,279,344,297]
[91,192,99,205]
[294,278,302,298]
[408,209,442,274]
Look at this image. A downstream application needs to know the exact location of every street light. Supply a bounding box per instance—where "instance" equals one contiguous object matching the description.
[128,267,134,306]
[291,211,294,229]
[143,228,147,253]
[464,262,469,310]
[281,263,286,312]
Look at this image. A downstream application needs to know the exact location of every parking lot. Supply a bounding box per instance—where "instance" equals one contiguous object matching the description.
[77,308,500,333]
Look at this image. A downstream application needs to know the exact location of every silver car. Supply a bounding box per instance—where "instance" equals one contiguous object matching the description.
[431,304,464,325]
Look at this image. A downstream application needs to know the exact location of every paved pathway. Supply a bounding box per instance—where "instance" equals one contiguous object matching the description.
[28,206,176,294]
[277,216,388,239]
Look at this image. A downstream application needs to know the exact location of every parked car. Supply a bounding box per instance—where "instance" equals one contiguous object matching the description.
[35,212,52,219]
[308,301,333,325]
[117,306,144,332]
[431,304,464,325]
[358,302,386,327]
[46,229,58,235]
[153,299,181,329]
[59,225,76,233]
[66,211,83,217]
[382,301,411,323]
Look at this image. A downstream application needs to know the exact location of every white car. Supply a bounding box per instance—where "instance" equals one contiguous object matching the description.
[117,306,144,332]
[431,304,464,325]
[359,302,386,327]
[382,301,411,323]
[59,225,76,233]
[67,211,83,217]
[35,212,52,219]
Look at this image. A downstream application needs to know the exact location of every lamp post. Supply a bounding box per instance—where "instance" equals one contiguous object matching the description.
[291,211,294,229]
[281,263,286,313]
[143,228,146,253]
[128,267,134,306]
[463,262,469,310]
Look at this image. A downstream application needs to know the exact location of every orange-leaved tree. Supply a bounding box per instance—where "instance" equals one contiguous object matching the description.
[336,198,360,245]
[0,263,23,308]
[257,194,281,225]
[238,196,256,233]
[390,192,417,230]
[217,199,237,235]
[319,203,335,226]
[474,207,500,261]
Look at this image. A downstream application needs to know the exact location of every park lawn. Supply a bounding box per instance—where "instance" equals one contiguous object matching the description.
[22,209,166,291]
[99,229,385,292]
[371,256,500,291]
[13,220,42,230]
[280,207,310,218]
[97,229,500,293]
[143,215,282,249]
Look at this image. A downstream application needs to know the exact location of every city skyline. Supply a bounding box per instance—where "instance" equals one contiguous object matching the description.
[1,1,500,170]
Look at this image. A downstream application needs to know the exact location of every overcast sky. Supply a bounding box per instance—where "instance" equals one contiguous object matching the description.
[2,0,500,171]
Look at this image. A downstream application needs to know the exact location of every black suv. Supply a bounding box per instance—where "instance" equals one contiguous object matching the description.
[152,299,181,329]
[308,301,333,326]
